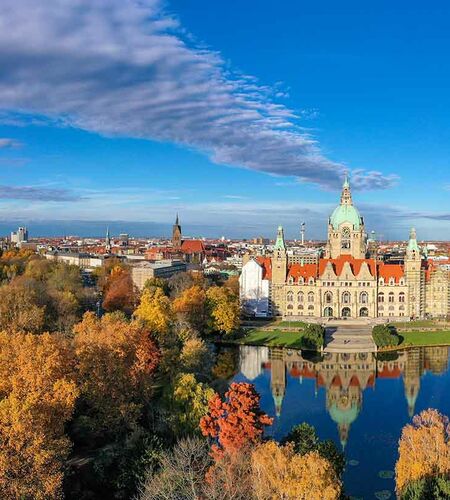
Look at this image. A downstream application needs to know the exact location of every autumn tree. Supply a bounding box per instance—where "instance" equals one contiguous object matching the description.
[102,265,136,315]
[251,441,341,500]
[206,286,240,335]
[168,373,215,435]
[0,332,78,500]
[395,409,450,497]
[0,280,45,332]
[134,287,173,337]
[200,382,272,456]
[73,312,160,439]
[180,336,212,374]
[283,422,345,478]
[173,284,207,333]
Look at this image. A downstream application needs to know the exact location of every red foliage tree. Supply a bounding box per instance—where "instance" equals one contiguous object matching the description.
[200,382,273,456]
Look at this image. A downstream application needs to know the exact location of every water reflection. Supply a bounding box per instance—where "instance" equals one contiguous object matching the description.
[238,345,449,447]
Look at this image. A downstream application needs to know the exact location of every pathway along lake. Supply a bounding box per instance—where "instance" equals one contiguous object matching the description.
[225,345,450,499]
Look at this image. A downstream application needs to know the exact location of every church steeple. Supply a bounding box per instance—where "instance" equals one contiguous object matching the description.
[274,225,286,251]
[172,213,182,249]
[105,227,111,253]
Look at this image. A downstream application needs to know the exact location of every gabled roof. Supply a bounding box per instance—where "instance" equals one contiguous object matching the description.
[377,263,404,283]
[181,239,205,253]
[319,256,377,277]
[256,256,272,280]
[288,263,318,280]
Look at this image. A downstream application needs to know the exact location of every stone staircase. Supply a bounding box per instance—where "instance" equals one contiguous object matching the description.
[324,324,377,353]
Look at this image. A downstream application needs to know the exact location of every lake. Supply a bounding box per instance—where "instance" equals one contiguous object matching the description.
[228,345,450,499]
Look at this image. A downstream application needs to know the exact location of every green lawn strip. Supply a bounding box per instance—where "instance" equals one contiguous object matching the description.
[277,321,308,329]
[391,320,450,330]
[230,328,305,349]
[398,330,450,347]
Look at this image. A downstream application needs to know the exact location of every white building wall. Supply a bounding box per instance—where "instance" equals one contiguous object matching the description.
[239,259,270,316]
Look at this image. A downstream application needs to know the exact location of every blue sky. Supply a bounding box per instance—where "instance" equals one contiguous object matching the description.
[0,0,449,239]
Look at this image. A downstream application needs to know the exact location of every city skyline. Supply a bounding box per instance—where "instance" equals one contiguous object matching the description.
[1,1,450,239]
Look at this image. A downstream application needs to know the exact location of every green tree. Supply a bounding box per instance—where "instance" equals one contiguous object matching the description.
[301,324,325,351]
[373,324,400,347]
[282,422,345,478]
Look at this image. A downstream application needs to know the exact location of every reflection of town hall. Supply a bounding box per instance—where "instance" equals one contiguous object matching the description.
[240,177,450,320]
[239,345,449,448]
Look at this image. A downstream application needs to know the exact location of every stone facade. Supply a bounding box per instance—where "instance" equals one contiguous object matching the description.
[241,177,450,320]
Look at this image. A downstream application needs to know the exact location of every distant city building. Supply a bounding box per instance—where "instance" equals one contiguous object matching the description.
[131,259,186,290]
[10,226,28,246]
[119,233,129,246]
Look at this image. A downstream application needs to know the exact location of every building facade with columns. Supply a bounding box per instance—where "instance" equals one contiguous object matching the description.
[240,177,450,320]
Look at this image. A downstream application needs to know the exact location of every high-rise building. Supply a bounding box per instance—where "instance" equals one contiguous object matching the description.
[10,226,28,246]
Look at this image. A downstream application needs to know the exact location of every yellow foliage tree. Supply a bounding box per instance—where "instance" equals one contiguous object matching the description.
[134,287,173,337]
[180,336,211,373]
[395,408,450,495]
[206,286,240,335]
[0,332,78,500]
[170,373,215,435]
[73,312,160,437]
[173,284,207,332]
[251,441,341,500]
[0,282,45,333]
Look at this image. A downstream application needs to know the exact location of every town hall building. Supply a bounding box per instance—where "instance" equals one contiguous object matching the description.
[240,177,450,320]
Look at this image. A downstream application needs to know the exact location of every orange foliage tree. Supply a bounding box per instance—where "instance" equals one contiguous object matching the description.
[102,266,136,315]
[251,441,341,500]
[200,382,272,457]
[0,332,78,500]
[395,408,450,495]
[73,312,160,437]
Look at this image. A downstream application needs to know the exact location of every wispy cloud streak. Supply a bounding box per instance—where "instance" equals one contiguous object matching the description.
[0,0,396,190]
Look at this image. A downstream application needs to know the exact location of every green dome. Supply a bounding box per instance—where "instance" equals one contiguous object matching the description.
[329,403,359,425]
[330,204,362,230]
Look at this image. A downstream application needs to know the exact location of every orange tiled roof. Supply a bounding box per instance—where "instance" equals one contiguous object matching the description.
[377,365,402,379]
[377,263,404,283]
[319,256,377,277]
[288,263,318,280]
[256,256,272,280]
[181,239,205,253]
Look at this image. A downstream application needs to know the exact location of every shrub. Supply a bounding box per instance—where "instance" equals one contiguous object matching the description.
[301,324,325,351]
[372,324,400,347]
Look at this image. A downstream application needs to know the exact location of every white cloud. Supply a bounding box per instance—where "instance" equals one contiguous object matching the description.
[0,0,396,190]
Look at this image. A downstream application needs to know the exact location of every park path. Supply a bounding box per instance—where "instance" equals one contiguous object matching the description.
[324,322,376,353]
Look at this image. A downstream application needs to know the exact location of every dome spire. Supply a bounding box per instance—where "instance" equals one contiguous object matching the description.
[340,173,352,206]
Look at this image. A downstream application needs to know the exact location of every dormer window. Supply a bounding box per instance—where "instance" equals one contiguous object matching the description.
[389,278,395,286]
[379,278,384,285]
[288,276,294,285]
[308,277,314,285]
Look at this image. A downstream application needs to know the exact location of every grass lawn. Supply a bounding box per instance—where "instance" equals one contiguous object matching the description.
[391,320,450,329]
[277,321,308,329]
[231,328,305,349]
[398,330,450,347]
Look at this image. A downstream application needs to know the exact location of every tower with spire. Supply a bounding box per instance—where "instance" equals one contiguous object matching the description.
[405,227,423,319]
[105,227,111,253]
[270,226,287,316]
[172,213,182,249]
[325,174,367,259]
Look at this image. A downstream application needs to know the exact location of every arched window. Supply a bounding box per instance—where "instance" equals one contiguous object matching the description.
[342,291,351,304]
[308,305,314,311]
[388,292,395,303]
[360,291,368,304]
[399,292,405,303]
[287,304,293,310]
[341,227,351,249]
[378,293,384,303]
[308,277,315,285]
[308,292,315,303]
[287,291,294,302]
[288,276,294,284]
[324,291,333,304]
[297,291,304,303]
[388,305,394,311]
[297,304,304,310]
